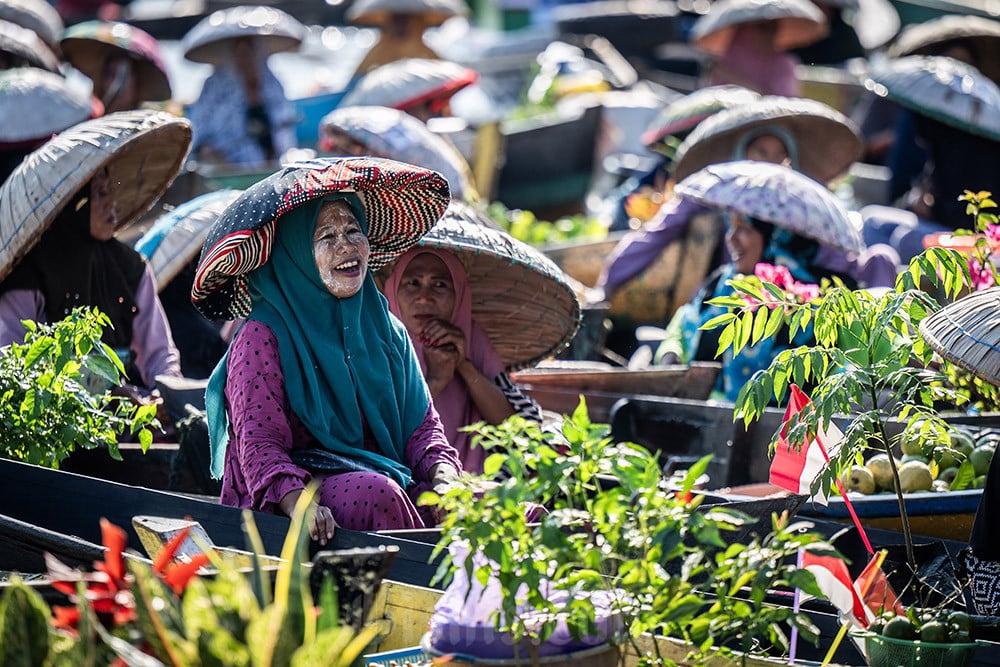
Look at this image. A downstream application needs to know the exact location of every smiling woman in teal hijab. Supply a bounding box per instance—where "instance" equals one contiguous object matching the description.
[195,158,459,544]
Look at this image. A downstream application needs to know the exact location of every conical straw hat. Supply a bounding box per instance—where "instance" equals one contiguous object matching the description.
[0,110,192,284]
[61,20,172,103]
[674,160,864,254]
[641,85,761,153]
[0,0,64,51]
[889,15,1000,84]
[864,55,1000,143]
[181,5,306,66]
[381,200,582,371]
[0,68,98,148]
[347,0,468,28]
[135,189,242,291]
[690,0,828,56]
[340,58,478,112]
[920,287,1000,386]
[0,19,59,71]
[671,96,863,184]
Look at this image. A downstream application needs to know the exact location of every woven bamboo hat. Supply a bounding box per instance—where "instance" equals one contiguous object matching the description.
[135,189,242,291]
[181,5,306,66]
[381,200,581,371]
[340,58,478,113]
[0,110,192,283]
[641,85,761,153]
[864,55,1000,143]
[0,19,59,71]
[319,105,476,202]
[61,20,172,103]
[671,96,863,184]
[0,0,63,52]
[347,0,468,28]
[889,15,1000,84]
[689,0,828,55]
[191,157,451,321]
[920,287,1000,386]
[0,68,100,148]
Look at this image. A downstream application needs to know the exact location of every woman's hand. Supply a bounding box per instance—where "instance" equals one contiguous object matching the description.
[279,489,338,546]
[419,319,467,361]
[421,318,467,396]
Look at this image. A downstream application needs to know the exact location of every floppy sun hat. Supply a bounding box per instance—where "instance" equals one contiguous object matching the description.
[0,68,101,148]
[689,0,828,56]
[181,4,306,66]
[191,157,451,321]
[340,58,478,113]
[61,20,173,103]
[135,189,242,291]
[383,199,581,371]
[0,19,59,72]
[888,15,1000,84]
[0,110,192,283]
[641,85,761,153]
[0,0,64,53]
[920,287,1000,386]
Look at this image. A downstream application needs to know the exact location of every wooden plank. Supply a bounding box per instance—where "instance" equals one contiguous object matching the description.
[369,580,443,652]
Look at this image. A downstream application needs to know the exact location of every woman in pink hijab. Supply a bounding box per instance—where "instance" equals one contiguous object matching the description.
[384,247,543,474]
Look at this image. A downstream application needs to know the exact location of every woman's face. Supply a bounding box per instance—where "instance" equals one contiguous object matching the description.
[393,252,456,334]
[89,168,118,241]
[98,55,139,113]
[745,134,790,166]
[313,200,370,298]
[725,212,766,275]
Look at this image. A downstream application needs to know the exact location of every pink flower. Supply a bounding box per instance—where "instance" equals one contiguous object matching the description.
[755,263,795,290]
[791,282,820,303]
[969,257,996,291]
[985,223,1000,246]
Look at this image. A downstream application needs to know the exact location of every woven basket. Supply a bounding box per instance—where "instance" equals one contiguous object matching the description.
[347,0,468,27]
[0,110,192,283]
[0,68,96,147]
[0,19,59,72]
[380,200,581,371]
[0,0,64,51]
[919,287,1000,386]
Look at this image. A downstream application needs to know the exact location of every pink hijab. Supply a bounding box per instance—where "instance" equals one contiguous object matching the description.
[384,247,505,473]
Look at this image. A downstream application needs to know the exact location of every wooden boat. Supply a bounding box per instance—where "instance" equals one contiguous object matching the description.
[541,211,723,327]
[889,0,1000,27]
[512,361,721,400]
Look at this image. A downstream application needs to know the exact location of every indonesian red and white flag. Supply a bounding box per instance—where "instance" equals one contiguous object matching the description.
[855,552,906,617]
[802,550,874,628]
[769,384,843,505]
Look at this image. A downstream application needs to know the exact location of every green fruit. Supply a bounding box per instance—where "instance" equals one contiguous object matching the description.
[869,619,885,635]
[933,480,950,492]
[974,475,988,489]
[900,435,924,457]
[921,621,949,643]
[950,629,972,643]
[950,429,977,457]
[866,454,897,491]
[947,611,974,634]
[939,467,960,485]
[883,616,917,640]
[901,454,930,465]
[935,449,959,471]
[844,465,877,495]
[969,446,994,477]
[898,461,934,493]
[0,578,52,666]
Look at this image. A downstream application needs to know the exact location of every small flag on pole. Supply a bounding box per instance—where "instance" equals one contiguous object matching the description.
[769,384,843,505]
[802,550,874,628]
[855,550,905,617]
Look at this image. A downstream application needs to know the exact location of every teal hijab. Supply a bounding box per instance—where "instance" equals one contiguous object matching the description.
[206,194,429,485]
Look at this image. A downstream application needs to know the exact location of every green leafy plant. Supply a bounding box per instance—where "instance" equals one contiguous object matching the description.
[701,197,989,576]
[0,306,157,467]
[1,485,378,667]
[422,401,839,666]
[486,202,608,247]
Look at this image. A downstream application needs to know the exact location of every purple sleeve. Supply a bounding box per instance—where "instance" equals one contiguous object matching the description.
[406,400,462,481]
[0,289,45,347]
[598,196,709,297]
[222,322,311,513]
[770,54,802,97]
[131,265,182,388]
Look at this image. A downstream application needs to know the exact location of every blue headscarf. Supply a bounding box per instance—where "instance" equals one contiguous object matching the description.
[206,194,429,485]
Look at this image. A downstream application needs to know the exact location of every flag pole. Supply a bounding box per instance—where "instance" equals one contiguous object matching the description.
[819,438,875,556]
[819,550,888,666]
[788,548,804,665]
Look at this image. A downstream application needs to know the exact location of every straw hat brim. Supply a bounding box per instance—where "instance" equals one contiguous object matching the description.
[0,68,97,146]
[690,0,828,55]
[191,157,451,321]
[0,19,59,71]
[641,85,761,150]
[919,287,1000,386]
[865,55,1000,143]
[0,110,192,284]
[0,0,64,51]
[181,5,306,65]
[888,16,1000,85]
[347,0,468,27]
[671,96,863,184]
[381,200,582,371]
[341,58,478,111]
[62,22,172,101]
[674,160,864,254]
[135,189,242,292]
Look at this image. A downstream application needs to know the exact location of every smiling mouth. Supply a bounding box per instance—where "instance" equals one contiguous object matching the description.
[334,260,360,271]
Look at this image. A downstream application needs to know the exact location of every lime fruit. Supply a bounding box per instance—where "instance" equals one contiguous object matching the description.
[950,429,976,458]
[970,446,994,476]
[939,467,960,485]
[975,475,988,489]
[921,621,949,643]
[900,435,924,457]
[883,616,917,640]
[947,611,974,634]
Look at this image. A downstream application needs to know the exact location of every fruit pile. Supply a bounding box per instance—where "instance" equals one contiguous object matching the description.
[843,427,999,495]
[869,609,975,645]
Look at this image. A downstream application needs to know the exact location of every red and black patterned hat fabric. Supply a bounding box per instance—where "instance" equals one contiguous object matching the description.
[191,157,450,320]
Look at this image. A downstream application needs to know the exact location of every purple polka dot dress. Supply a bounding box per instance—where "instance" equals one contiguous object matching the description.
[219,322,460,530]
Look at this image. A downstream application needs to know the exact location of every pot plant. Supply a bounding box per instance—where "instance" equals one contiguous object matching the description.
[700,192,999,661]
[422,401,846,667]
